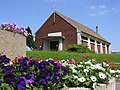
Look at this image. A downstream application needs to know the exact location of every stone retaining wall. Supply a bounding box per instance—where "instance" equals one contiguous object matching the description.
[61,78,116,90]
[0,30,26,59]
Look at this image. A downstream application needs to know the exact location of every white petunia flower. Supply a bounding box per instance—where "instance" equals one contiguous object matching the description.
[69,64,76,69]
[106,64,109,67]
[84,60,93,65]
[99,72,106,79]
[77,65,83,68]
[90,76,97,82]
[102,62,107,66]
[91,66,95,69]
[78,77,86,82]
[117,70,120,73]
[86,66,90,69]
[61,61,68,66]
[72,68,77,73]
[110,69,115,73]
[73,75,79,79]
[84,69,89,73]
[69,65,77,73]
[91,64,105,71]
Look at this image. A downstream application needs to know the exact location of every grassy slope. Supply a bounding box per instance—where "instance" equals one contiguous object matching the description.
[26,51,120,63]
[27,51,120,69]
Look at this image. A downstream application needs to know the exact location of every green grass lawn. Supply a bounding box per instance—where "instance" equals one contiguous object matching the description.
[27,51,120,69]
[26,50,120,62]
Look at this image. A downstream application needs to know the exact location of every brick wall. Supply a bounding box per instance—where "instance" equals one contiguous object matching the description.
[0,30,26,59]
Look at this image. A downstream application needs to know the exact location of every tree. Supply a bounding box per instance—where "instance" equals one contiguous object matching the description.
[26,27,36,50]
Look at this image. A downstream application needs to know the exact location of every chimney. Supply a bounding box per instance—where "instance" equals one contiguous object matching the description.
[96,26,98,34]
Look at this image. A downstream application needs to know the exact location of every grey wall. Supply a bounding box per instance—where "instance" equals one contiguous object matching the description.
[0,30,26,59]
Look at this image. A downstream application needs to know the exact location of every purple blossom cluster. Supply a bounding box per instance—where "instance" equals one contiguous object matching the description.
[0,22,29,37]
[0,55,69,90]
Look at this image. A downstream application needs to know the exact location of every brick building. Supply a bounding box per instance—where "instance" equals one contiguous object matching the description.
[35,11,111,54]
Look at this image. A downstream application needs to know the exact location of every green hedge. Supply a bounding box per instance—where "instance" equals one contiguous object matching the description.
[64,44,95,53]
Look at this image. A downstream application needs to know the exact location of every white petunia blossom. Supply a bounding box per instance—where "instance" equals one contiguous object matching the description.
[84,60,93,65]
[102,62,107,66]
[91,64,105,71]
[80,62,83,64]
[69,64,77,73]
[91,66,95,69]
[106,64,109,67]
[84,69,89,73]
[78,77,86,82]
[117,70,120,73]
[77,65,83,68]
[72,68,77,73]
[99,72,106,79]
[61,61,68,66]
[86,66,90,69]
[90,76,97,82]
[110,69,115,73]
[73,75,79,79]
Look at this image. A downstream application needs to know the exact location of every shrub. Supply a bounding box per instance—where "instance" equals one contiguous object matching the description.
[65,44,95,53]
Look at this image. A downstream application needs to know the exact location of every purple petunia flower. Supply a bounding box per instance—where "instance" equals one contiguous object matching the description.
[45,76,50,81]
[48,60,55,65]
[23,73,34,84]
[62,67,69,75]
[21,64,29,71]
[3,73,15,85]
[52,75,59,84]
[16,76,26,90]
[28,59,35,67]
[55,71,62,77]
[39,78,47,85]
[2,65,15,74]
[0,55,10,64]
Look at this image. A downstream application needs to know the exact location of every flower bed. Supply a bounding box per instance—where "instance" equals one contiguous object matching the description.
[0,22,29,37]
[0,55,119,90]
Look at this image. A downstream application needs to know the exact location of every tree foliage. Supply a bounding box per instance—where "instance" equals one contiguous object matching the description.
[26,27,36,50]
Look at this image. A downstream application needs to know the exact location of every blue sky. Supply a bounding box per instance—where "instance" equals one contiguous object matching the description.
[0,0,120,50]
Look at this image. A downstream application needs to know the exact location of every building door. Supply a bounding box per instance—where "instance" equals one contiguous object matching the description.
[50,41,59,51]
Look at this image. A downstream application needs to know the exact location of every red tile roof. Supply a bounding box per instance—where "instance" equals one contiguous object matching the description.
[55,11,110,44]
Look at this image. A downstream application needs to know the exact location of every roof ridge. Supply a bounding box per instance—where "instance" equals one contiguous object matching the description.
[54,11,109,43]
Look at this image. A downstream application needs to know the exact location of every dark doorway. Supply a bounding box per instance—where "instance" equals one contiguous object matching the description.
[50,41,59,51]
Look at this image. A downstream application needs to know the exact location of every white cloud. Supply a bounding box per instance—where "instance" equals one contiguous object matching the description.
[99,5,106,9]
[89,5,106,10]
[88,13,97,16]
[89,5,97,9]
[88,5,116,16]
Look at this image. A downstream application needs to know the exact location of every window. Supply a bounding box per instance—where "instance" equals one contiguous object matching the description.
[81,36,88,40]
